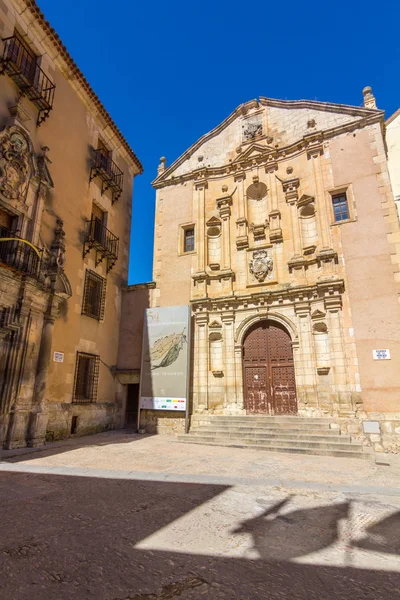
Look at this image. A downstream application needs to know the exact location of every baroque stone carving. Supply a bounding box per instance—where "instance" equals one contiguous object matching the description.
[249,250,273,282]
[0,126,32,201]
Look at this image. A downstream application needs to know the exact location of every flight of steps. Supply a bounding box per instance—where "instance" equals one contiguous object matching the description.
[177,415,374,459]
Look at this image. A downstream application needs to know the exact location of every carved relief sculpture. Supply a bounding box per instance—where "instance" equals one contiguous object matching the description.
[0,126,32,201]
[249,249,273,282]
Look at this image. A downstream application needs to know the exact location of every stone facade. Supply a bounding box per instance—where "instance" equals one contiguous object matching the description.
[0,0,142,448]
[145,87,400,451]
[387,108,400,220]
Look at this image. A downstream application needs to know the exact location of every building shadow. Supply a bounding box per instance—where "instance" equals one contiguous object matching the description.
[233,496,350,560]
[0,429,154,464]
[352,511,400,555]
[0,469,399,599]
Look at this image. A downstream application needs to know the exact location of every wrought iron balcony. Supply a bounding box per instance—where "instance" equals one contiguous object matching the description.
[83,217,119,273]
[90,149,124,203]
[0,225,42,278]
[0,36,56,125]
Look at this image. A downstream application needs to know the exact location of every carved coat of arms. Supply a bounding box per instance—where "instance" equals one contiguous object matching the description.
[0,127,31,201]
[249,250,273,282]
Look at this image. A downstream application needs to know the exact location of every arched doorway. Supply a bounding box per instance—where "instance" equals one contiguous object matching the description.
[242,320,297,414]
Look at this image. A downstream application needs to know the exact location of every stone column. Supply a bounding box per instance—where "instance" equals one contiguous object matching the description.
[222,311,236,411]
[234,172,248,249]
[193,311,208,413]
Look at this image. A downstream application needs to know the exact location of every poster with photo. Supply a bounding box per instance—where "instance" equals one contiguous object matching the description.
[139,306,190,411]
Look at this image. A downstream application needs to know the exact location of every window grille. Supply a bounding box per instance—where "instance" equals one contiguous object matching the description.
[72,352,100,403]
[82,270,106,320]
[332,193,349,222]
[184,228,195,253]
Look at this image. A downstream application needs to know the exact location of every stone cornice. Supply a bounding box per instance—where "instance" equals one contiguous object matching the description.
[191,279,345,310]
[153,111,383,189]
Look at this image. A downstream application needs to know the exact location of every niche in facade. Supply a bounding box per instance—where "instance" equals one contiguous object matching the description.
[246,180,268,239]
[206,217,221,270]
[299,201,318,252]
[209,331,223,376]
[312,321,330,375]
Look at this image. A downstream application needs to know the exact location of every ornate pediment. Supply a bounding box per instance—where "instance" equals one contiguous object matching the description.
[0,125,36,202]
[233,142,275,165]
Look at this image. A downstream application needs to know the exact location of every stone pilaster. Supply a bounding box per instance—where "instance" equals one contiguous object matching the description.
[193,311,208,412]
[194,179,208,273]
[221,311,236,410]
[234,171,248,249]
[324,295,353,415]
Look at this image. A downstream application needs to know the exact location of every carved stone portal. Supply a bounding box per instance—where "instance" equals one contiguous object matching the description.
[0,126,32,201]
[249,250,273,282]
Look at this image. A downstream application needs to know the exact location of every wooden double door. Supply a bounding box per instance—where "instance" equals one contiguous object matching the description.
[243,321,297,415]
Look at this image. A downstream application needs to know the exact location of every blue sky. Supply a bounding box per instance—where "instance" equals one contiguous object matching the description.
[37,0,400,284]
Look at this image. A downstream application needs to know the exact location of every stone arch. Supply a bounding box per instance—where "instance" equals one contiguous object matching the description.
[235,311,298,346]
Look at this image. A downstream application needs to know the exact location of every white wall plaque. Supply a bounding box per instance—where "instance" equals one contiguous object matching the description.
[363,421,380,434]
[53,351,64,363]
[372,349,391,360]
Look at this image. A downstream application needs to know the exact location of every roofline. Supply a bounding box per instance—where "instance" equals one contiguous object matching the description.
[152,96,383,186]
[386,108,400,126]
[23,1,143,174]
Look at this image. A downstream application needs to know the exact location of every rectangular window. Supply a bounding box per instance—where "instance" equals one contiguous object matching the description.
[183,227,195,253]
[72,352,100,403]
[82,270,106,320]
[332,193,349,222]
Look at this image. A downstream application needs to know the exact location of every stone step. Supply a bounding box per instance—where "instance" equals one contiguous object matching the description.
[176,436,373,459]
[191,415,334,424]
[187,429,350,442]
[191,421,334,431]
[179,434,360,451]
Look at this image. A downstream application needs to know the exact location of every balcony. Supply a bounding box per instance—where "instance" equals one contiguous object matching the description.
[0,226,42,278]
[83,217,119,273]
[0,36,55,126]
[90,149,124,203]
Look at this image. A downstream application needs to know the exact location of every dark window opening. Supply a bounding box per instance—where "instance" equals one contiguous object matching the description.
[184,228,195,253]
[72,352,100,403]
[82,270,106,321]
[332,193,349,222]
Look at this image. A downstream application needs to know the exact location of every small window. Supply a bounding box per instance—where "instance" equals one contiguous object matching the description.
[184,228,195,253]
[332,193,349,222]
[82,270,106,320]
[73,352,100,403]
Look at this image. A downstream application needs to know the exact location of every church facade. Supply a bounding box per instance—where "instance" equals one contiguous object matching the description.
[148,88,400,451]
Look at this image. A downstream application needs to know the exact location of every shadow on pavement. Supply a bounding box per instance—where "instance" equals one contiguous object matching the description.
[0,429,153,463]
[0,469,399,599]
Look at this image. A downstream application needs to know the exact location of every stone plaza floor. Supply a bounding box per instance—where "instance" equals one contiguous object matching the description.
[1,430,400,599]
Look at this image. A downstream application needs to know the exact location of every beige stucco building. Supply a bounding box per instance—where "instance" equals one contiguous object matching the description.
[0,0,142,448]
[125,86,400,452]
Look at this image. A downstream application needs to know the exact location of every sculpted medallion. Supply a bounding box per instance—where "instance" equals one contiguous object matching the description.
[249,249,273,282]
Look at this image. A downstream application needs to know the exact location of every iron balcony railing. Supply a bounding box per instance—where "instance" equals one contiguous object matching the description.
[83,217,119,273]
[0,36,55,125]
[90,149,124,203]
[0,225,42,278]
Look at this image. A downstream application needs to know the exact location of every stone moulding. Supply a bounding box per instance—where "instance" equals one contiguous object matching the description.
[152,99,383,189]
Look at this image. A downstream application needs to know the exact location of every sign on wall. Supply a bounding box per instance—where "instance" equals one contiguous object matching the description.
[139,306,190,411]
[53,351,64,363]
[372,349,391,360]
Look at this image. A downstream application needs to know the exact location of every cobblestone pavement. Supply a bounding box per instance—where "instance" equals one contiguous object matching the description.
[1,431,400,599]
